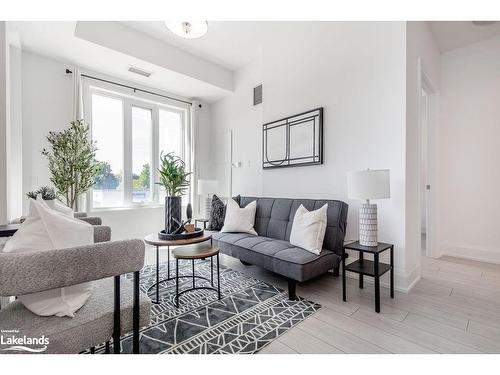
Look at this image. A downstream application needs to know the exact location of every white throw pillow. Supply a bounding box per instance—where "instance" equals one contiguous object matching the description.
[221,199,257,235]
[2,199,93,317]
[289,203,328,255]
[44,199,74,217]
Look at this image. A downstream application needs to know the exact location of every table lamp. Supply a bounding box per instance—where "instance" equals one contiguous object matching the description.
[347,169,390,246]
[197,179,218,219]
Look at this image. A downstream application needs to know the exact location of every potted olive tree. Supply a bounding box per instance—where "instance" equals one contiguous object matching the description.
[156,152,191,234]
[42,120,101,210]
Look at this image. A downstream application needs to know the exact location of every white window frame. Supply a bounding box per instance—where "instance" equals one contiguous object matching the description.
[83,78,191,211]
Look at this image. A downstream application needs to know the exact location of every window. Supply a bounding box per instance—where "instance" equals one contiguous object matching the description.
[132,107,152,203]
[86,83,190,209]
[158,109,185,203]
[91,94,124,208]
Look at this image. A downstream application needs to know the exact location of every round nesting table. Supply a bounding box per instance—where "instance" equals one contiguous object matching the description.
[144,232,213,304]
[172,244,221,308]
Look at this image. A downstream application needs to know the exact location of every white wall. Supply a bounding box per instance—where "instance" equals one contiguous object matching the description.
[405,22,441,277]
[0,22,9,225]
[211,22,420,291]
[20,50,211,240]
[9,45,23,221]
[22,51,73,214]
[210,57,263,197]
[439,35,500,263]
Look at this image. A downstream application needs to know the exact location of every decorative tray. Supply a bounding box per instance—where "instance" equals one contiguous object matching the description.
[158,228,204,241]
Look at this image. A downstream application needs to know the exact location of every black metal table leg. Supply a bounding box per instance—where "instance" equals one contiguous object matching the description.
[390,245,394,299]
[217,252,221,300]
[210,256,214,286]
[167,245,170,279]
[113,275,121,354]
[374,253,380,313]
[359,251,364,289]
[156,245,160,304]
[133,270,140,354]
[175,258,179,308]
[342,249,346,302]
[192,259,195,288]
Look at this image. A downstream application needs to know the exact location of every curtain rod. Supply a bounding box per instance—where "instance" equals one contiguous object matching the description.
[65,69,193,106]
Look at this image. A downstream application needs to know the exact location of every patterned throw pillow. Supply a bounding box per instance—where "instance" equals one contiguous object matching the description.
[207,194,242,231]
[207,195,226,231]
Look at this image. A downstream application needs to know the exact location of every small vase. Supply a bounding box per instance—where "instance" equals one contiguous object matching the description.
[165,196,182,234]
[186,203,193,222]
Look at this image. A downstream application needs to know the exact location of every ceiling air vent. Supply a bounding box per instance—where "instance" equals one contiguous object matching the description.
[128,66,152,78]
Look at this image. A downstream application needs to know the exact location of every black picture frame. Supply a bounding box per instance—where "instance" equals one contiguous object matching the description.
[262,107,323,169]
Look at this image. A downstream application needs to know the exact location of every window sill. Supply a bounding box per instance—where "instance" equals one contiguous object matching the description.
[90,204,165,214]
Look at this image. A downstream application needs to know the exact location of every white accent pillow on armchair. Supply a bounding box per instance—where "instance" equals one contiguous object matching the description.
[2,199,93,317]
[289,203,328,255]
[45,199,74,217]
[221,199,257,235]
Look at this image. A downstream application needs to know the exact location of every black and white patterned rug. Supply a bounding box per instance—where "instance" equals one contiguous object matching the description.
[100,260,320,354]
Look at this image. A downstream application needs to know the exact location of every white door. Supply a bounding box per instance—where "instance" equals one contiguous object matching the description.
[419,67,439,258]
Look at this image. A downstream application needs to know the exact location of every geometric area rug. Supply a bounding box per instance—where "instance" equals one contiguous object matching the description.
[93,260,321,354]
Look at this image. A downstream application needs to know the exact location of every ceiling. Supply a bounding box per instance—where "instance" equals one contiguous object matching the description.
[122,21,267,71]
[12,21,500,102]
[8,21,235,102]
[428,21,500,52]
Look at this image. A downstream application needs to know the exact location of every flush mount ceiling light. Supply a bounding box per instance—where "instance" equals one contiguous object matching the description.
[165,21,208,39]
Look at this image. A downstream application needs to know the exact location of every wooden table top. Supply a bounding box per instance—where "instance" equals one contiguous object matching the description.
[143,231,212,246]
[171,243,219,259]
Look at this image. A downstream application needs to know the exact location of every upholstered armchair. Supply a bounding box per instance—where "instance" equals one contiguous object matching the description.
[0,229,151,354]
[74,212,103,226]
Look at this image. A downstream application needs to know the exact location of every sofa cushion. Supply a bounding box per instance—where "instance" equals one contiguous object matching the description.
[272,248,337,282]
[213,231,340,282]
[0,277,151,354]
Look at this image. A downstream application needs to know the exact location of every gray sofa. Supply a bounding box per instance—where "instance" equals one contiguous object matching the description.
[212,196,348,299]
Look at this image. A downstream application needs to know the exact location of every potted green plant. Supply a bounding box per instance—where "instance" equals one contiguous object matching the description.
[42,120,101,210]
[156,152,192,234]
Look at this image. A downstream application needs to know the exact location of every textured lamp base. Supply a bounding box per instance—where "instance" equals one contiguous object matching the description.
[359,203,378,246]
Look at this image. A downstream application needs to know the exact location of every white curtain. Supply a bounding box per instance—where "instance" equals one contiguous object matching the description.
[72,68,85,211]
[72,68,84,122]
[190,100,200,217]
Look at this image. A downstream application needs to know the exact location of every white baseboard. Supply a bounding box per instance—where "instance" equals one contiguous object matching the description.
[344,264,421,294]
[440,243,500,264]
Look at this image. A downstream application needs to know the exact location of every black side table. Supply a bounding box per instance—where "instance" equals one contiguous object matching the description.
[342,241,394,313]
[195,219,209,230]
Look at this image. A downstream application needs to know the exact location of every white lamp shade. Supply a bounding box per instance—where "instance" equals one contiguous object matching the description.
[197,179,217,195]
[347,169,390,200]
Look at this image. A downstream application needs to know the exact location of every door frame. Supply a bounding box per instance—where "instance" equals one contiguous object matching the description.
[417,58,439,258]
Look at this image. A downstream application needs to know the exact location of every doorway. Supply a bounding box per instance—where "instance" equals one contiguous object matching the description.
[418,59,439,259]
